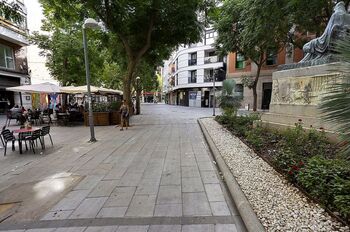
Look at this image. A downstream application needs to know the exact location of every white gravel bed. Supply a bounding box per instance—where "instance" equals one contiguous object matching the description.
[201,117,349,232]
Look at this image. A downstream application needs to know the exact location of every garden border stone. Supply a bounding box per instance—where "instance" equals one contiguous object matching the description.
[198,118,265,232]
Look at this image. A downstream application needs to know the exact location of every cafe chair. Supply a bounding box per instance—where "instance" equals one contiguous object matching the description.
[41,126,53,149]
[18,131,32,152]
[27,130,43,154]
[1,129,16,156]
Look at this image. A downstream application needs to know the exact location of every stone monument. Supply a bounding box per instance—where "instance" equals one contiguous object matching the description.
[261,2,349,132]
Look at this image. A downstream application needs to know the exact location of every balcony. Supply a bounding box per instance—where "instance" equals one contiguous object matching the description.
[204,76,213,83]
[188,76,197,84]
[188,59,197,66]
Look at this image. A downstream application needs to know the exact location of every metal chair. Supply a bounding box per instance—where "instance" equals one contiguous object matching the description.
[1,129,16,156]
[41,126,53,149]
[27,130,43,154]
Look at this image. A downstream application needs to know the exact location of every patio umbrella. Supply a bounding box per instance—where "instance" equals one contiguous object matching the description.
[6,82,61,93]
[60,85,123,95]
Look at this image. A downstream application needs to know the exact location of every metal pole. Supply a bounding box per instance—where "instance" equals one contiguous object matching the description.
[83,27,96,142]
[213,74,216,116]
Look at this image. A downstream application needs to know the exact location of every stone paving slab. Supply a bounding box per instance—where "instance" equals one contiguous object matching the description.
[0,105,245,231]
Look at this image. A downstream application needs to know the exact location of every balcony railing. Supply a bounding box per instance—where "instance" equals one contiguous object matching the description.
[204,56,221,64]
[188,59,197,66]
[188,76,197,83]
[204,76,213,83]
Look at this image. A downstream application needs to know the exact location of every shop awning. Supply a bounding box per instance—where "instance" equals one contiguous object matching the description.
[6,82,61,93]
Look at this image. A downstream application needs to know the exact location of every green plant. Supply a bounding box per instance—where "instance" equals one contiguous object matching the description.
[245,125,264,150]
[297,156,350,220]
[218,79,242,115]
[320,33,350,158]
[92,102,111,112]
[110,101,122,111]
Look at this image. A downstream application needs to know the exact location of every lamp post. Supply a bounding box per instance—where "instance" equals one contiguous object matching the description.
[136,76,141,115]
[83,18,102,143]
[213,73,216,116]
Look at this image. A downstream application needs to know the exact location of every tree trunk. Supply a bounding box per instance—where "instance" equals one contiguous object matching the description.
[123,60,138,113]
[252,64,262,111]
[136,89,141,115]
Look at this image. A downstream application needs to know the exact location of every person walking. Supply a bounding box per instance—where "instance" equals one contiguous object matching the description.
[119,100,129,131]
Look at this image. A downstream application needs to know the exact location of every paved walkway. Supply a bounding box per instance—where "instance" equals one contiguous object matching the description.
[0,104,245,232]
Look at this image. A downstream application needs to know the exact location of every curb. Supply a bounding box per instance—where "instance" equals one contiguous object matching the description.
[198,118,265,232]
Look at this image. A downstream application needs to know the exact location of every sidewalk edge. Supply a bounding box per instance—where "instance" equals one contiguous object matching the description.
[198,118,265,232]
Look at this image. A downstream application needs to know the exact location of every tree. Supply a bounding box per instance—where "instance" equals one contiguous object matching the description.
[39,0,203,108]
[320,33,350,158]
[215,0,292,111]
[287,0,350,49]
[0,0,23,23]
[30,5,124,88]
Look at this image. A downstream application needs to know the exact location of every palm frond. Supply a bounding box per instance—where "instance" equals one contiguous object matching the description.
[320,34,350,157]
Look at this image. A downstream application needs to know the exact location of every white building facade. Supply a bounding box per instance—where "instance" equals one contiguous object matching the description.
[164,28,226,107]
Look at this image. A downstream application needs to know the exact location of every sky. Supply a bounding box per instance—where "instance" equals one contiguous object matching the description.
[24,0,43,32]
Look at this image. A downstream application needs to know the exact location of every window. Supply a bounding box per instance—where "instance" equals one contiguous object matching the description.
[266,50,278,66]
[235,53,245,69]
[206,31,215,39]
[188,70,197,83]
[188,52,197,66]
[235,84,244,97]
[0,44,15,69]
[176,74,178,86]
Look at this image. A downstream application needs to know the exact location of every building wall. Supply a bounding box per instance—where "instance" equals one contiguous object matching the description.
[227,47,304,110]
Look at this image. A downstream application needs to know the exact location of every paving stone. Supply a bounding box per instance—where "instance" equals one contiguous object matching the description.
[181,177,204,193]
[26,229,55,232]
[70,197,108,219]
[41,210,73,220]
[181,166,200,178]
[96,207,127,218]
[118,172,143,187]
[3,230,25,232]
[157,185,182,204]
[54,227,86,232]
[125,195,156,217]
[181,224,214,232]
[200,171,220,184]
[197,162,215,171]
[215,224,237,232]
[104,187,136,207]
[135,179,160,195]
[74,175,104,190]
[51,190,90,211]
[204,184,225,202]
[84,226,118,232]
[183,192,211,216]
[88,180,119,197]
[116,226,149,232]
[149,225,181,232]
[154,204,182,217]
[160,171,181,186]
[209,202,231,216]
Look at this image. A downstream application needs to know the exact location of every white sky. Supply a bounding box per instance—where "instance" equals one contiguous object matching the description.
[24,0,44,32]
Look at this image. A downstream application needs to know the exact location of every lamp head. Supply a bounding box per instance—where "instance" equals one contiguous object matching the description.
[136,76,141,80]
[83,18,100,29]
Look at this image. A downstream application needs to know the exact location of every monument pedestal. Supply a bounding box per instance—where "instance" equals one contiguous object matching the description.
[261,63,342,132]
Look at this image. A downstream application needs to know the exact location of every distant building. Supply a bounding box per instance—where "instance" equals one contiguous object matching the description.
[0,0,30,112]
[163,28,226,108]
[226,45,304,111]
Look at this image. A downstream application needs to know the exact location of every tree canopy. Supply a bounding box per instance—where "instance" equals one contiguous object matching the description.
[38,0,204,107]
[215,0,291,111]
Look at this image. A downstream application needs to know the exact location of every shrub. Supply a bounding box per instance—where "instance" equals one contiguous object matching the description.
[245,125,265,150]
[297,156,350,220]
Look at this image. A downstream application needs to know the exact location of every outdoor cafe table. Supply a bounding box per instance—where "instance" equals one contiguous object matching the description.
[12,127,40,154]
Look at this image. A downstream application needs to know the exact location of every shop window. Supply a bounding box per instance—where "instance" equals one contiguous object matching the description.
[235,53,245,69]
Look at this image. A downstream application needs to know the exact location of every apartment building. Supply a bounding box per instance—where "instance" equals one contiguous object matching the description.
[164,28,226,108]
[0,0,30,112]
[227,45,304,111]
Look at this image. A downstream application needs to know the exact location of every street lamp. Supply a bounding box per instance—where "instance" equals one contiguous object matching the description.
[83,18,102,143]
[213,73,216,116]
[136,76,141,115]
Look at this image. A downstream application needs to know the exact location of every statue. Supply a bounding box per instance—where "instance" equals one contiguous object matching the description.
[300,1,350,63]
